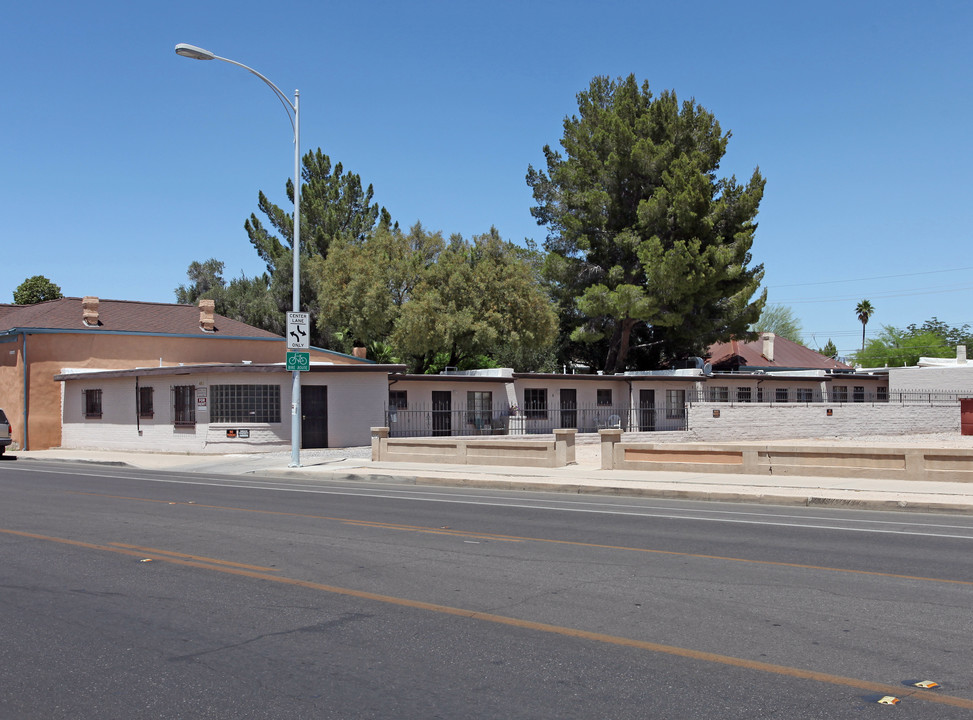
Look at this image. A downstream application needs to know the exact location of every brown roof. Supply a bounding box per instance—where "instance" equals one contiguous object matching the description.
[707,334,852,371]
[0,297,281,339]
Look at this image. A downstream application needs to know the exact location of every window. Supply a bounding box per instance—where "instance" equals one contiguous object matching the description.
[83,389,102,419]
[138,387,154,418]
[524,388,547,419]
[467,391,493,428]
[775,388,789,403]
[173,385,196,426]
[757,386,764,403]
[666,389,686,419]
[388,390,408,409]
[796,388,814,402]
[854,386,865,403]
[877,386,888,402]
[597,389,613,407]
[832,385,848,402]
[708,386,729,402]
[736,387,752,403]
[210,385,281,423]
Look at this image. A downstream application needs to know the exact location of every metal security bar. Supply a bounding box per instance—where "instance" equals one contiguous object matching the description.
[385,403,688,438]
[685,388,965,406]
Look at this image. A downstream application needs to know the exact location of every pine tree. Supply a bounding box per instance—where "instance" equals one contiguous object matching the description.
[528,75,766,371]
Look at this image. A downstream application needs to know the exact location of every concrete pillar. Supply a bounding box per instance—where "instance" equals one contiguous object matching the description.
[599,428,622,470]
[554,428,577,466]
[371,426,389,461]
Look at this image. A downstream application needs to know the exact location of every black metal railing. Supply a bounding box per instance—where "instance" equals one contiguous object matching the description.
[385,403,688,438]
[685,389,965,406]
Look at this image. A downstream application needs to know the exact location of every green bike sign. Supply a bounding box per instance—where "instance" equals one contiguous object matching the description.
[286,351,310,371]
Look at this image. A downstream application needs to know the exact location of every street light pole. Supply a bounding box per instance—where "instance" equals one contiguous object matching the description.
[175,43,303,467]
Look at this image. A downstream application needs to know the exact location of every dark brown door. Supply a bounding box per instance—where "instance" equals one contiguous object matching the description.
[301,385,328,448]
[432,391,451,436]
[639,389,655,431]
[560,389,577,428]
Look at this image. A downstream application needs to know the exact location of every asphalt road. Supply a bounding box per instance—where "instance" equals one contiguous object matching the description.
[2,460,972,719]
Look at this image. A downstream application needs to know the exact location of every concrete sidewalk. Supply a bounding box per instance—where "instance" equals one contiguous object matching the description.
[7,446,973,514]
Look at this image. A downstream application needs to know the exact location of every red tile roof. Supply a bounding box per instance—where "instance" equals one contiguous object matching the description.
[0,297,282,339]
[707,334,852,371]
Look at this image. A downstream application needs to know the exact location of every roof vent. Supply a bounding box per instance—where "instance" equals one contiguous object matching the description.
[198,299,216,332]
[82,296,100,327]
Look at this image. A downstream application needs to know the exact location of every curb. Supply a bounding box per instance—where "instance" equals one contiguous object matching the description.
[412,475,973,514]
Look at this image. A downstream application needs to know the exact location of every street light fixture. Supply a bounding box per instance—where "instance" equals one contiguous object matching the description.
[175,42,303,467]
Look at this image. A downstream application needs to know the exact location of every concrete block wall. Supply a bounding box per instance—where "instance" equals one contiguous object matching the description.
[686,403,959,441]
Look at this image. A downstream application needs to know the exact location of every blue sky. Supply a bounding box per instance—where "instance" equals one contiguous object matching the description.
[4,0,971,358]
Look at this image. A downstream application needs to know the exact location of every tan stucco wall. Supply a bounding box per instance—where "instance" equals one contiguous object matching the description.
[8,331,360,450]
[0,336,25,449]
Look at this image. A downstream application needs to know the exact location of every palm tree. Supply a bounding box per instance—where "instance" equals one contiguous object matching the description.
[855,299,874,351]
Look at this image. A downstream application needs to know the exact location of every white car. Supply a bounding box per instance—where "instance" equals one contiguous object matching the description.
[0,408,11,455]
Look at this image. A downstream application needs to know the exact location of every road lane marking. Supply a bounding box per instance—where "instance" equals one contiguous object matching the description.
[107,542,280,571]
[17,464,973,536]
[3,526,971,711]
[60,491,973,587]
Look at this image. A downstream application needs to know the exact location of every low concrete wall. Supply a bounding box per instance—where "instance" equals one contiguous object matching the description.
[371,427,576,467]
[687,402,959,441]
[598,430,973,483]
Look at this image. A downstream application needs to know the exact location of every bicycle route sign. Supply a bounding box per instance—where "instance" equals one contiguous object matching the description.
[286,351,310,372]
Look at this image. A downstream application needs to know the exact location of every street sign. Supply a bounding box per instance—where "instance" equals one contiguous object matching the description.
[286,351,310,371]
[286,312,310,350]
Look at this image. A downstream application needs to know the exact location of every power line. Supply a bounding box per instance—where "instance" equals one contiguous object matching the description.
[776,283,973,304]
[769,266,973,289]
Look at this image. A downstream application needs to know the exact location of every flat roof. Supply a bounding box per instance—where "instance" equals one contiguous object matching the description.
[55,363,406,382]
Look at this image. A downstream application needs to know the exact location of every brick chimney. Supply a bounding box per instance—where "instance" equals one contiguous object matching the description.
[198,299,216,332]
[958,345,968,365]
[82,296,100,327]
[761,332,775,362]
[352,346,367,359]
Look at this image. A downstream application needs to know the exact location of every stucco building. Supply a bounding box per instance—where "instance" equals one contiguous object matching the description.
[0,296,369,450]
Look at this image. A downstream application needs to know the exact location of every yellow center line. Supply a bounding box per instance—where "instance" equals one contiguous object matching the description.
[64,490,973,587]
[107,542,280,571]
[3,526,971,710]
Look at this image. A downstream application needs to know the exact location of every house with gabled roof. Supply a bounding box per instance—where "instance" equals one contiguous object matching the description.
[0,296,378,450]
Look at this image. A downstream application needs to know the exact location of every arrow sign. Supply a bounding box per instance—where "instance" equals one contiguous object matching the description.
[286,312,310,350]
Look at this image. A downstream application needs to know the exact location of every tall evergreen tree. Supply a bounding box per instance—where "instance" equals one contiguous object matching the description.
[528,75,766,372]
[243,147,393,345]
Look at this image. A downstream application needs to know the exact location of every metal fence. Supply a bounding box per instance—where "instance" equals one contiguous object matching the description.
[685,388,966,406]
[385,403,688,438]
[384,390,968,439]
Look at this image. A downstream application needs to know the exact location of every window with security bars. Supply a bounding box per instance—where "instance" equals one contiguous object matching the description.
[524,388,547,418]
[708,386,729,402]
[467,391,493,428]
[210,385,281,423]
[666,389,686,418]
[83,389,102,419]
[172,385,196,426]
[775,388,789,403]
